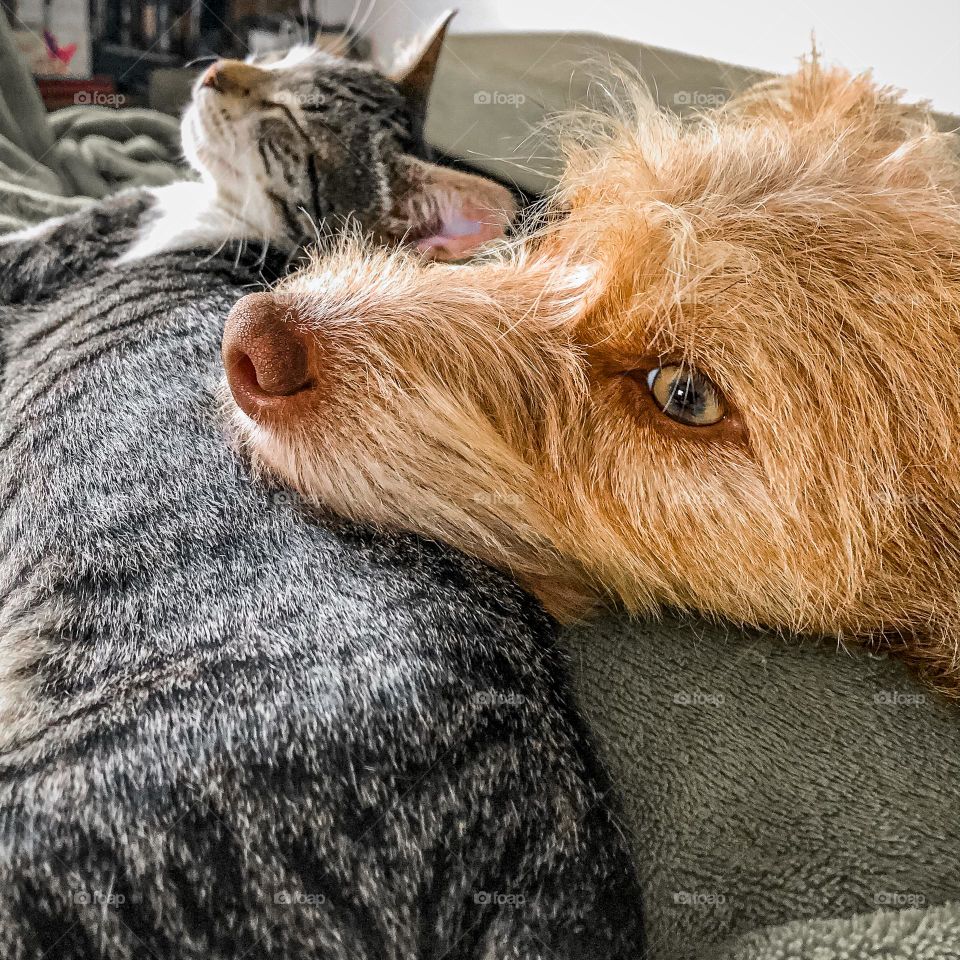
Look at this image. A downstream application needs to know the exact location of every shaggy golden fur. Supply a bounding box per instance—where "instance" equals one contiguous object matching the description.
[223,59,960,695]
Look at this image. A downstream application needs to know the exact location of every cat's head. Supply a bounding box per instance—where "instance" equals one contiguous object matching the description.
[181,14,514,258]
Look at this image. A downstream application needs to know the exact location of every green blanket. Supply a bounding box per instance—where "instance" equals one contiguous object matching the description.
[0,15,182,233]
[560,615,960,959]
[2,14,958,957]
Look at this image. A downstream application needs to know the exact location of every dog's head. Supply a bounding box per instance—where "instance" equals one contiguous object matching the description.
[222,61,960,666]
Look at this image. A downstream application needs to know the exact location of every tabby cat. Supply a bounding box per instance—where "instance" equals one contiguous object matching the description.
[0,16,643,960]
[0,212,643,956]
[1,14,514,268]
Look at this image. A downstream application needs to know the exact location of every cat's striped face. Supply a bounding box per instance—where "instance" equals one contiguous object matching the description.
[182,46,416,242]
[181,38,515,257]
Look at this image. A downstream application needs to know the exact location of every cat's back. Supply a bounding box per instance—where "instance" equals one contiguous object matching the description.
[0,190,159,306]
[1,238,308,679]
[0,241,644,958]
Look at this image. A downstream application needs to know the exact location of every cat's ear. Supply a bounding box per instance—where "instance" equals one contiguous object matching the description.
[392,156,516,261]
[390,10,456,112]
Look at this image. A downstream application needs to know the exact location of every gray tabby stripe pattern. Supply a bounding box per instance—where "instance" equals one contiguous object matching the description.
[0,196,645,959]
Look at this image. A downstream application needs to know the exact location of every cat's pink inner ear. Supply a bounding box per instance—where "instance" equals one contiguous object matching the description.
[415,198,512,260]
[398,160,516,261]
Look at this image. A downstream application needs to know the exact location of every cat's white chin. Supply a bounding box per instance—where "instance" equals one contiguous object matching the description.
[181,100,223,183]
[180,103,207,178]
[111,103,285,264]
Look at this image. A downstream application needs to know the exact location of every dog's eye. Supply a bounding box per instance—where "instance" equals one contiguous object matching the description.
[646,364,726,426]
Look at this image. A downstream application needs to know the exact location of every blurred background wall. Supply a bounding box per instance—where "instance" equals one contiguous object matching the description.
[335,0,960,116]
[4,0,957,118]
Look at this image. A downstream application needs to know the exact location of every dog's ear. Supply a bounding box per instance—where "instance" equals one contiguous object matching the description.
[390,157,516,260]
[731,55,930,148]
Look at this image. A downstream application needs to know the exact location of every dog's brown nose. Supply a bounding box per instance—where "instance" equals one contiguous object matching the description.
[223,292,313,420]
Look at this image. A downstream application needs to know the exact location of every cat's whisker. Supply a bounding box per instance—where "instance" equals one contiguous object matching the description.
[345,0,377,53]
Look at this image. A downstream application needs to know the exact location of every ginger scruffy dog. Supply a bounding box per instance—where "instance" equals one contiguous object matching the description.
[222,60,960,694]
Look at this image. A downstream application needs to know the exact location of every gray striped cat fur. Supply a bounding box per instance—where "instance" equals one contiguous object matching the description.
[0,193,645,958]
